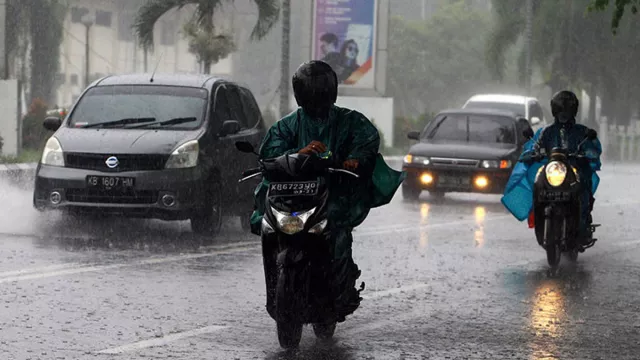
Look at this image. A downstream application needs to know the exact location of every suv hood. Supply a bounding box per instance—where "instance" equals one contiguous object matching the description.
[409,141,517,159]
[55,128,202,154]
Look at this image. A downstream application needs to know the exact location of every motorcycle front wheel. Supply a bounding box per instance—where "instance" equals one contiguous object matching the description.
[312,322,337,340]
[545,218,562,268]
[277,321,303,349]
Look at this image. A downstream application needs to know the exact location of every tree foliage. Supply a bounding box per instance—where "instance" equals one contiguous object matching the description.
[588,0,640,33]
[388,1,498,117]
[486,0,640,126]
[134,0,280,73]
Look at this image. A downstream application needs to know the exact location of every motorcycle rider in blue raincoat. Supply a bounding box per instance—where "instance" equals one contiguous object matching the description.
[502,90,602,245]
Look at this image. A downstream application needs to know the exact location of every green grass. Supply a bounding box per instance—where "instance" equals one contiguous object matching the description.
[0,148,42,164]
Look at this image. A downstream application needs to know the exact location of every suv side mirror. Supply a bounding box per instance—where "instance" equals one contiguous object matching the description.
[530,116,541,125]
[43,116,62,131]
[235,141,256,154]
[523,127,534,140]
[220,120,242,137]
[407,131,420,141]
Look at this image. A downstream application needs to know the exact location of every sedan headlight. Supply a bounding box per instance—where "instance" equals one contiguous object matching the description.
[403,154,430,165]
[545,161,567,187]
[41,137,64,167]
[481,160,512,169]
[271,207,316,235]
[165,140,199,169]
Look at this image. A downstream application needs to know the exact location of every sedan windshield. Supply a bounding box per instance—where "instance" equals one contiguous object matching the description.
[465,101,525,117]
[68,85,208,130]
[425,114,516,144]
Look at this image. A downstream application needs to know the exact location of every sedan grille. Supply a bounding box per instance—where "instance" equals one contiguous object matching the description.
[430,157,479,168]
[65,153,168,172]
[65,189,159,204]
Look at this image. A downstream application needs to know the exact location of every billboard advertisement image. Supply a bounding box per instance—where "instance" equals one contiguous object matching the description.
[312,0,377,89]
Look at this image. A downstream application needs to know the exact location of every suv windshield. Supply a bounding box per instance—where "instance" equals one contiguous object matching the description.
[68,85,208,129]
[425,114,516,144]
[465,101,525,117]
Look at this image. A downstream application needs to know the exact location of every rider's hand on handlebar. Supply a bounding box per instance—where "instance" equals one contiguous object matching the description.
[298,141,327,155]
[343,159,359,171]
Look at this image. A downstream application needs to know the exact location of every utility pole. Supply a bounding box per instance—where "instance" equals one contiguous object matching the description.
[421,0,426,20]
[82,17,93,88]
[1,0,7,79]
[279,0,291,117]
[524,0,533,94]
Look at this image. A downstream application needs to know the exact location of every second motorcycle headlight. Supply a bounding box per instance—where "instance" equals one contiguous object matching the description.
[545,161,567,187]
[271,207,316,235]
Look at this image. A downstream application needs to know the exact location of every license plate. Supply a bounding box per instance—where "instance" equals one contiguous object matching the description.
[87,175,135,190]
[269,181,319,197]
[438,176,470,187]
[540,191,570,202]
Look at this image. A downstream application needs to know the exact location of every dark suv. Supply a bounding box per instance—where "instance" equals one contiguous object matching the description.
[33,73,265,238]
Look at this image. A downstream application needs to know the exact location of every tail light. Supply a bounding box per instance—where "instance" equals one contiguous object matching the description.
[528,211,535,228]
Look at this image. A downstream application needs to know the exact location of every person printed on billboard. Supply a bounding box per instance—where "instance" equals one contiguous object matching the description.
[319,33,342,70]
[337,39,360,83]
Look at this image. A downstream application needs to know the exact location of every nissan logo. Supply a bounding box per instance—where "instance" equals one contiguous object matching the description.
[105,156,119,168]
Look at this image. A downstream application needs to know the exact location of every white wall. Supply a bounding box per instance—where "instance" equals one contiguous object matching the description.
[0,80,19,156]
[56,0,233,107]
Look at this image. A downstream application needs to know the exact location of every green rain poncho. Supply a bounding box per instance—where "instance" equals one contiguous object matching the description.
[250,105,405,243]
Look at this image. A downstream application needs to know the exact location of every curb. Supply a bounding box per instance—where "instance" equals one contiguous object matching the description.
[0,163,37,171]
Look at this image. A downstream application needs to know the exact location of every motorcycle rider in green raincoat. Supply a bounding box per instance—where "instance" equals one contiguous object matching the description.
[250,60,405,321]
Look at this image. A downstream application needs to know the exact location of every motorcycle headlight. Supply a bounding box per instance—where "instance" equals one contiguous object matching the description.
[545,161,567,187]
[271,207,316,235]
[41,137,65,167]
[403,154,430,165]
[165,140,199,169]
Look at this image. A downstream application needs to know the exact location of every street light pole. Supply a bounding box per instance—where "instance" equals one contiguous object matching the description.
[82,19,93,88]
[279,0,291,117]
[524,0,533,94]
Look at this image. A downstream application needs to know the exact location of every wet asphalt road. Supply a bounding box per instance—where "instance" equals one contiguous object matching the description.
[2,164,640,359]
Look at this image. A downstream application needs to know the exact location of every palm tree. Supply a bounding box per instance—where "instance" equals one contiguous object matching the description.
[134,0,280,74]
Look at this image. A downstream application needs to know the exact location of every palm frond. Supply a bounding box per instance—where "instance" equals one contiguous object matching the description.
[134,0,196,50]
[250,0,280,40]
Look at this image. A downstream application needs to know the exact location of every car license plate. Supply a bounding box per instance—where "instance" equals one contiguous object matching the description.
[87,175,135,190]
[269,181,319,197]
[438,176,470,187]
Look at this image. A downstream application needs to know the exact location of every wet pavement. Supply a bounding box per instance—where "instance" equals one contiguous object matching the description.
[1,164,640,359]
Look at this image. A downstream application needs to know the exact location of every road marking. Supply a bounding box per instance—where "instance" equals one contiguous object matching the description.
[0,244,260,284]
[362,283,429,300]
[96,325,228,355]
[0,262,85,278]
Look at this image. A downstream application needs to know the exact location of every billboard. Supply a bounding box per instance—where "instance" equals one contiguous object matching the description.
[312,0,378,89]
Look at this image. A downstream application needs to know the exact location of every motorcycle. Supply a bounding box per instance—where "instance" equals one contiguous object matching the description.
[235,141,360,348]
[522,127,599,268]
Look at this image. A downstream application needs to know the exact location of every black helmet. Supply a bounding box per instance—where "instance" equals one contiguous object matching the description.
[550,90,579,120]
[292,60,338,119]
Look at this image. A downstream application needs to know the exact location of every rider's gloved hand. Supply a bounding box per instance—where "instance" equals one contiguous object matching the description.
[343,159,359,171]
[298,141,327,155]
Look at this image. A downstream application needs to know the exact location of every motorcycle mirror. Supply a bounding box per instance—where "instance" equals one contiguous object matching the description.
[235,141,256,154]
[586,129,598,140]
[523,127,534,140]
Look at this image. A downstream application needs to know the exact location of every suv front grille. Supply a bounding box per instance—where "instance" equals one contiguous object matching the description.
[65,189,159,204]
[65,153,168,172]
[431,157,479,168]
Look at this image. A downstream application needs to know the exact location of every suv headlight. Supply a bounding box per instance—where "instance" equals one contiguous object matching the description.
[271,207,316,235]
[41,137,64,167]
[165,140,199,169]
[481,160,512,169]
[403,154,430,165]
[545,161,567,187]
